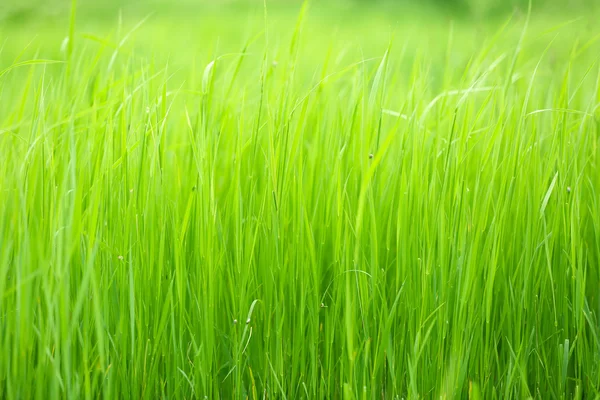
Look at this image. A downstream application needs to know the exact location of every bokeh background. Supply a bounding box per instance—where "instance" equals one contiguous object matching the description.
[1,0,597,22]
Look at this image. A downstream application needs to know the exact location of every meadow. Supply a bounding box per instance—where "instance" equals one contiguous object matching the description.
[1,0,599,398]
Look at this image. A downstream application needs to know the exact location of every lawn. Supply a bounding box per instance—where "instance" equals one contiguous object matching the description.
[1,0,599,398]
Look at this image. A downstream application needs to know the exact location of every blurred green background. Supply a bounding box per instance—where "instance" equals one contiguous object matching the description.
[0,0,597,23]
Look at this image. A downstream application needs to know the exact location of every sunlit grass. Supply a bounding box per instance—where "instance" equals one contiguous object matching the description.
[1,1,599,398]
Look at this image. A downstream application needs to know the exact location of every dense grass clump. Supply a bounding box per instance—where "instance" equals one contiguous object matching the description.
[1,2,600,398]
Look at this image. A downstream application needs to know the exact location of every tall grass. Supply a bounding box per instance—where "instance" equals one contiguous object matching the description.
[0,2,599,398]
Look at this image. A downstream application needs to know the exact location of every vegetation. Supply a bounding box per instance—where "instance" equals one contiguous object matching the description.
[1,0,599,398]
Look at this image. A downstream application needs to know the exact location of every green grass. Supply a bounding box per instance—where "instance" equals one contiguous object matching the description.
[1,1,600,398]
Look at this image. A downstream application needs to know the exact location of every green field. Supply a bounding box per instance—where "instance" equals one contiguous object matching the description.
[1,0,600,398]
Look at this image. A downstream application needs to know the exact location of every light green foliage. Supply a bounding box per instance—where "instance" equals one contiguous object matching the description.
[0,2,599,398]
